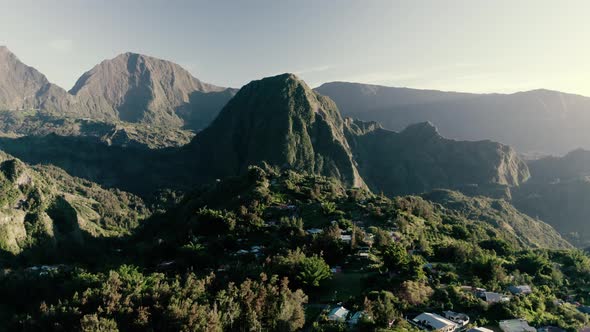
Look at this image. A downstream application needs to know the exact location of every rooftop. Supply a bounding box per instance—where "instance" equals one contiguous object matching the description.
[413,312,457,330]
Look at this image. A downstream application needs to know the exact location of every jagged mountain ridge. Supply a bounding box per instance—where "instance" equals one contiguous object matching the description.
[316,81,590,154]
[70,52,236,129]
[0,46,74,113]
[0,73,531,202]
[185,73,530,197]
[0,47,236,130]
[345,120,530,196]
[185,73,366,188]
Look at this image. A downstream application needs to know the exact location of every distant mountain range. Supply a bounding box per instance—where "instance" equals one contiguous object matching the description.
[3,46,590,155]
[2,47,590,246]
[0,73,529,201]
[316,82,590,155]
[0,46,236,131]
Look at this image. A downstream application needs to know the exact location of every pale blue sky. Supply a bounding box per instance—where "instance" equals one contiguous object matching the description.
[1,0,589,95]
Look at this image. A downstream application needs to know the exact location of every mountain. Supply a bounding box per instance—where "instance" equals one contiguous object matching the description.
[511,149,590,247]
[316,82,590,154]
[0,74,530,201]
[70,52,236,129]
[424,189,571,250]
[345,120,529,197]
[0,151,147,259]
[0,46,74,113]
[185,73,367,188]
[185,73,528,197]
[0,47,236,131]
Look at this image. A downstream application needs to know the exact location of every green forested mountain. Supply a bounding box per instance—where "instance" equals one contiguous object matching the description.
[1,167,585,331]
[184,73,367,188]
[346,120,529,197]
[0,74,530,202]
[184,74,529,197]
[0,66,587,331]
[0,151,147,262]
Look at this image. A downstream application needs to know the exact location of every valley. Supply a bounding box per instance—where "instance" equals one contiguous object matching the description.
[0,46,589,331]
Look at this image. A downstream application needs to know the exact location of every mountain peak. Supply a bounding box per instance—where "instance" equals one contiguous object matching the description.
[0,46,74,112]
[188,73,366,189]
[69,52,232,127]
[400,121,440,138]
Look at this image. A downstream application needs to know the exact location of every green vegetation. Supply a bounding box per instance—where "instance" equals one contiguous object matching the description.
[0,166,588,331]
[0,110,195,149]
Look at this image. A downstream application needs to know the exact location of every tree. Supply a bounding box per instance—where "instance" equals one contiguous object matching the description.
[80,314,119,332]
[382,243,410,274]
[297,255,332,287]
[398,281,433,306]
[365,291,400,328]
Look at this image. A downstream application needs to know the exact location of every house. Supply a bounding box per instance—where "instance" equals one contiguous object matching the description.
[509,285,532,295]
[340,234,352,242]
[499,319,536,332]
[480,291,510,303]
[442,311,469,327]
[412,312,457,332]
[327,306,349,322]
[348,311,367,325]
[468,328,494,332]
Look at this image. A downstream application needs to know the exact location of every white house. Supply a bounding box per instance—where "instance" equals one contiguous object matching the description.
[327,306,349,322]
[412,312,457,332]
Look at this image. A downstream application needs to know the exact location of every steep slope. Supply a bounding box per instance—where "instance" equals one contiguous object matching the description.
[185,73,366,188]
[423,189,571,250]
[317,82,590,154]
[0,74,531,202]
[0,152,148,258]
[512,149,590,247]
[70,52,236,129]
[0,46,74,113]
[344,120,530,197]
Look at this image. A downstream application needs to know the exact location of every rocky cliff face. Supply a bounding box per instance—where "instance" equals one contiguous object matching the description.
[344,120,530,196]
[186,73,366,188]
[0,48,235,130]
[0,46,74,112]
[70,52,235,129]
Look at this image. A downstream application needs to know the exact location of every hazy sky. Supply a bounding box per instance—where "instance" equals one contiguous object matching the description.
[1,0,589,95]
